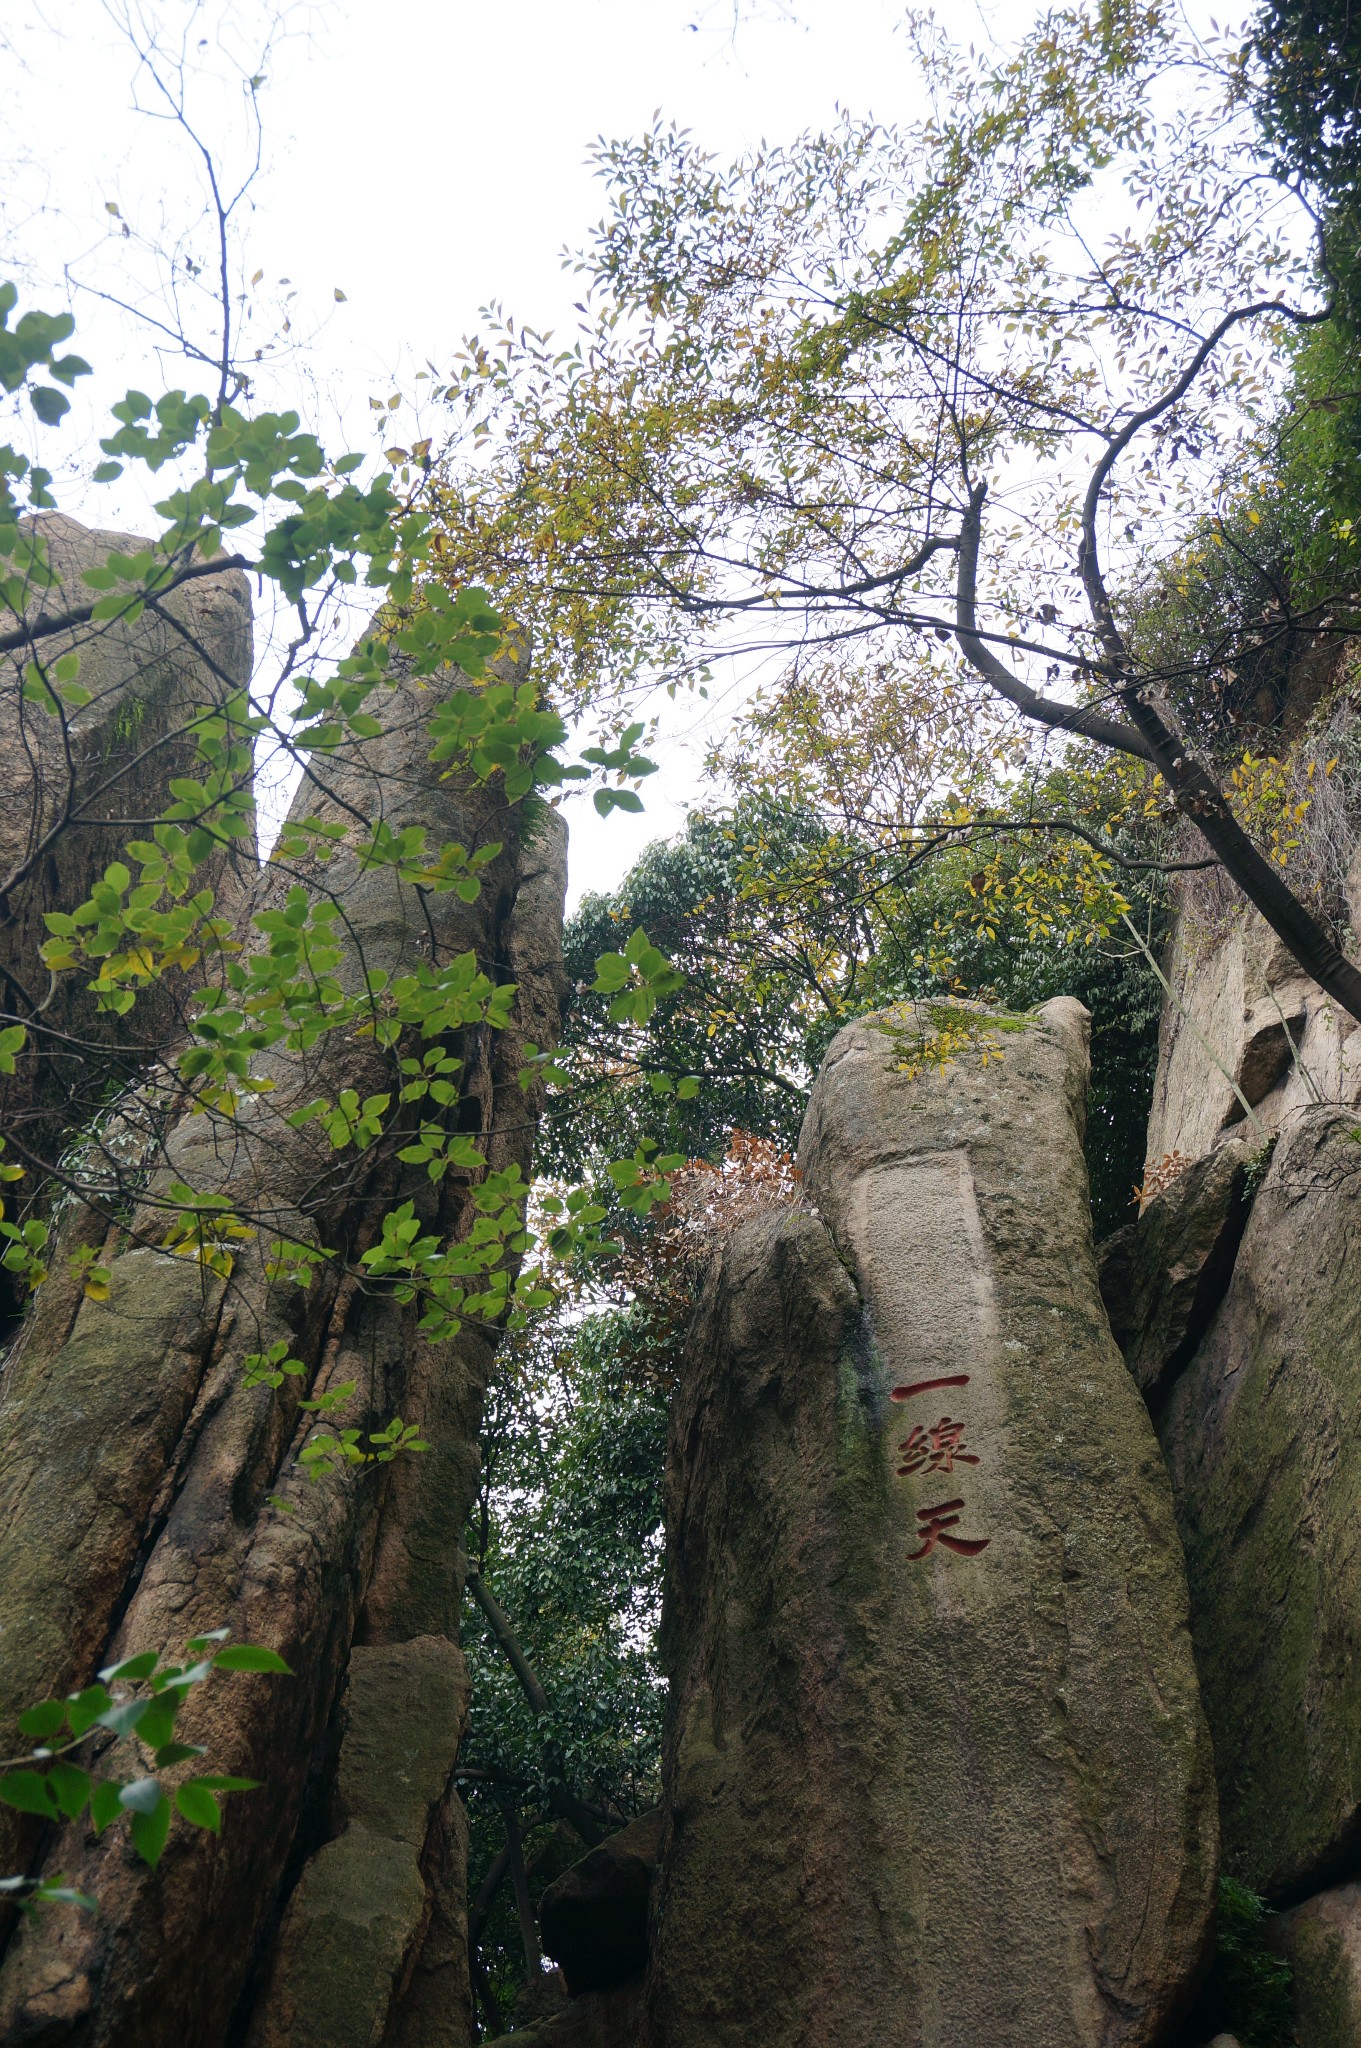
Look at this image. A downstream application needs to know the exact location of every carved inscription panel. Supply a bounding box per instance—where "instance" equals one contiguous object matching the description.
[844,1150,1005,1564]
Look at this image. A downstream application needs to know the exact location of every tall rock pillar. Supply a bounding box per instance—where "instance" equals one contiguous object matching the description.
[649,999,1217,2048]
[0,618,566,2048]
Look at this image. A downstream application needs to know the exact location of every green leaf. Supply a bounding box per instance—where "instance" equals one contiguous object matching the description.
[212,1644,292,1675]
[90,1780,124,1834]
[33,1880,97,1911]
[134,1694,180,1750]
[128,1793,171,1869]
[118,1776,163,1816]
[0,1771,56,1816]
[99,1650,158,1685]
[173,1781,221,1833]
[152,1743,205,1769]
[45,1762,91,1823]
[190,1774,259,1793]
[594,787,645,815]
[30,385,70,426]
[18,1700,65,1741]
[184,1628,232,1654]
[65,1684,112,1737]
[97,1697,148,1740]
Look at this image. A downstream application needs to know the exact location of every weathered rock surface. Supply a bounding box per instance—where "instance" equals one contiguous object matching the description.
[0,515,255,1185]
[1144,903,1361,1172]
[649,999,1217,2048]
[1160,1106,1361,1899]
[1097,1134,1261,1400]
[249,1637,471,2048]
[0,630,567,2046]
[540,1807,663,1995]
[1267,1880,1361,2048]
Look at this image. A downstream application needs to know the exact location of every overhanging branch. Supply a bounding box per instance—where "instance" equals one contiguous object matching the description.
[956,485,1152,761]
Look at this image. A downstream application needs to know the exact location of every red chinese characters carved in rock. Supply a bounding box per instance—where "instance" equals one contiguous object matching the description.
[907,1498,992,1562]
[896,1415,980,1478]
[890,1374,990,1560]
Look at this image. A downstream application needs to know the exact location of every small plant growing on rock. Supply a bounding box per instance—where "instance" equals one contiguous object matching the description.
[1135,1149,1193,1209]
[1187,1877,1295,2048]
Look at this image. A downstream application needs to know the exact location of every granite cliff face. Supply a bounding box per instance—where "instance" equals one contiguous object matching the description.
[1159,1110,1361,1902]
[0,532,568,2047]
[1144,882,1361,1176]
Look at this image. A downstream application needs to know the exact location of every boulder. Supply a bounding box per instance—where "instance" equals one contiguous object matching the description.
[541,1808,663,1996]
[1160,1106,1361,1898]
[1267,1880,1361,2048]
[1097,1134,1261,1400]
[649,999,1217,2048]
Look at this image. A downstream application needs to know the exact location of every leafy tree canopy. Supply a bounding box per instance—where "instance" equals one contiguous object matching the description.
[429,0,1361,1018]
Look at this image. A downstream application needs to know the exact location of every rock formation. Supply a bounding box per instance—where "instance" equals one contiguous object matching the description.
[540,1807,662,1996]
[8,522,1361,2048]
[648,999,1216,2047]
[1158,1107,1361,1901]
[0,570,567,2045]
[1098,1134,1260,1402]
[1103,750,1361,2044]
[0,516,256,1208]
[1269,1880,1361,2046]
[1144,898,1361,1173]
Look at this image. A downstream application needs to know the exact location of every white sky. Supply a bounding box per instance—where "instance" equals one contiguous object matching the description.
[4,0,1048,906]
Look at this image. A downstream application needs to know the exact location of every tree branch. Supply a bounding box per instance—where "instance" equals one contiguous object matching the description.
[465,1567,604,1845]
[501,1798,542,1977]
[466,1567,551,1716]
[0,553,251,659]
[956,485,1152,759]
[1071,316,1361,1023]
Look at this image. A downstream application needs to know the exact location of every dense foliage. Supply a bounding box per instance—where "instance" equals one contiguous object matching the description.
[461,1314,667,2028]
[1253,0,1361,323]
